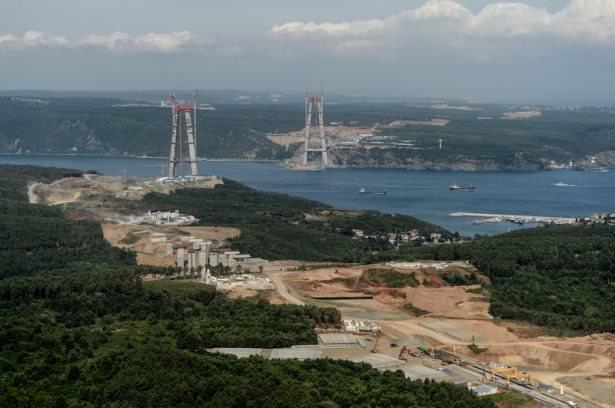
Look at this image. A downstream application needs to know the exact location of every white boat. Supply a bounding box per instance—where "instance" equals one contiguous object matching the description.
[359,188,386,195]
[450,183,475,191]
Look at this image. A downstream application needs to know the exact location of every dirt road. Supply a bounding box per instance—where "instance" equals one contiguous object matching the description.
[27,183,40,204]
[266,270,306,305]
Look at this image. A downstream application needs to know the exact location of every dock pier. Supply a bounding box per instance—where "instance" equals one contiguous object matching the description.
[449,212,577,225]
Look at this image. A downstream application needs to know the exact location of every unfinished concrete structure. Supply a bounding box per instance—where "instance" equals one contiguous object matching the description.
[175,237,212,281]
[168,94,198,178]
[171,235,269,279]
[302,93,328,168]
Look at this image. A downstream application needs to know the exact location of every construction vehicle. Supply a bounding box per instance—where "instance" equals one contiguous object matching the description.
[431,344,457,354]
[490,366,534,387]
[398,345,419,360]
[417,345,431,355]
[398,346,422,360]
[370,330,382,353]
[420,344,462,364]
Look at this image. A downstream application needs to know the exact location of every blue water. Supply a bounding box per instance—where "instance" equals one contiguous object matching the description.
[3,154,615,236]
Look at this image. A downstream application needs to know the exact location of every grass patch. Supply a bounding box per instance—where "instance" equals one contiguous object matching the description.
[403,302,429,317]
[390,290,407,299]
[119,232,140,245]
[362,268,420,288]
[441,271,481,286]
[465,286,487,295]
[486,390,540,408]
[327,277,357,287]
[467,343,489,354]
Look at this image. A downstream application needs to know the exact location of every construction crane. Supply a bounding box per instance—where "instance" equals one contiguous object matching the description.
[490,366,534,387]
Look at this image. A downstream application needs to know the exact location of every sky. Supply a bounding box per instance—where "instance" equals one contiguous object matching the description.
[1,0,615,104]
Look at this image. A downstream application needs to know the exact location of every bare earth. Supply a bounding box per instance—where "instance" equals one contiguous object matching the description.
[267,125,377,148]
[385,119,450,128]
[102,223,240,267]
[266,263,615,408]
[31,174,221,208]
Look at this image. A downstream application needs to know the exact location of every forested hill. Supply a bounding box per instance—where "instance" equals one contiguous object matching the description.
[0,97,294,159]
[0,165,491,407]
[403,224,615,334]
[3,96,615,171]
[0,165,133,279]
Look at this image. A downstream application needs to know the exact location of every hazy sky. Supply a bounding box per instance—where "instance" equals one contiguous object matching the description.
[2,0,614,104]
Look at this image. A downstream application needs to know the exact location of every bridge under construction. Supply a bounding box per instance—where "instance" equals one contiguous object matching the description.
[168,94,198,178]
[302,93,328,168]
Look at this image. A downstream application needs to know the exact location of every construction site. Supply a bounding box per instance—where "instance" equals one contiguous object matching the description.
[232,262,615,408]
[23,92,615,407]
[27,166,615,406]
[266,93,455,170]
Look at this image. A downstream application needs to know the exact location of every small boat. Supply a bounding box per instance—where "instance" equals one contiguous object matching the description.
[449,183,475,192]
[359,188,386,195]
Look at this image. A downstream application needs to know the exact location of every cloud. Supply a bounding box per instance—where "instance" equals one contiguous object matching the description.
[0,31,69,50]
[270,20,385,37]
[270,0,615,57]
[78,31,195,54]
[0,30,237,55]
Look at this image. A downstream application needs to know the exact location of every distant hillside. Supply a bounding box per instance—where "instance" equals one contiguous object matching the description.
[329,106,615,171]
[2,96,615,170]
[0,97,295,159]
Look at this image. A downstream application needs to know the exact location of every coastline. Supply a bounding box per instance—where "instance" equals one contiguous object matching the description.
[0,152,279,163]
[1,152,607,173]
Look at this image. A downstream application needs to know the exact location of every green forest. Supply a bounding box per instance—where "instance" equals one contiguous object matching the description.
[0,164,492,407]
[361,108,615,169]
[403,225,615,333]
[2,96,615,170]
[137,179,450,262]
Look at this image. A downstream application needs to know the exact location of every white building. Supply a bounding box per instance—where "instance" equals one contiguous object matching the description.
[468,384,498,397]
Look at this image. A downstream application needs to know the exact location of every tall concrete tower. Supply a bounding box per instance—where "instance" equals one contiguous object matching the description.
[168,95,198,178]
[302,93,328,168]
